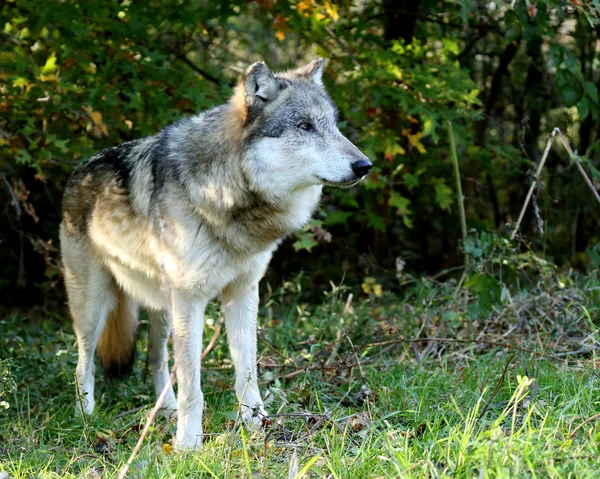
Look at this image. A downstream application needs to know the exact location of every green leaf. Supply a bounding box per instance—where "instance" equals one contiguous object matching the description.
[442,310,461,327]
[403,172,419,190]
[577,97,590,121]
[466,273,502,319]
[434,181,453,211]
[16,149,33,165]
[561,83,581,107]
[584,81,598,104]
[587,243,600,267]
[293,233,317,252]
[366,211,386,232]
[324,210,353,226]
[389,191,411,215]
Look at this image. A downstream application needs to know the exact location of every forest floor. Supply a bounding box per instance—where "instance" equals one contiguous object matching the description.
[2,270,600,478]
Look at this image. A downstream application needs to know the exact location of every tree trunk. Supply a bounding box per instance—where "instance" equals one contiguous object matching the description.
[466,38,521,219]
[372,0,421,262]
[382,0,420,44]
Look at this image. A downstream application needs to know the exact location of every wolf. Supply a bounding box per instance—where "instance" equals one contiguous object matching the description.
[60,58,371,450]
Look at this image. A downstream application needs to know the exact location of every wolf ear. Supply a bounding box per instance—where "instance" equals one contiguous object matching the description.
[243,61,279,104]
[296,58,325,86]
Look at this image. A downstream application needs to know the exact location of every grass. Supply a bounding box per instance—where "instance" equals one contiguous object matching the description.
[1,268,600,478]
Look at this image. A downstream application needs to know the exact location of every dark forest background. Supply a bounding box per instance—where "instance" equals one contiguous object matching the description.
[1,0,600,312]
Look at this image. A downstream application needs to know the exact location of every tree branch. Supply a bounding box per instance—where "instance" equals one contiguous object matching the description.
[174,53,225,87]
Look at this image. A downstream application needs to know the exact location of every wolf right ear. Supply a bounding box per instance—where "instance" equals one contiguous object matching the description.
[243,61,279,105]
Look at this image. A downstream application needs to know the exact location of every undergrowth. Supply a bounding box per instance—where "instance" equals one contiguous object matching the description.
[1,239,600,478]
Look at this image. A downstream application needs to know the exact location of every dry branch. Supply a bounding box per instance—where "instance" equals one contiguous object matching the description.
[511,127,600,240]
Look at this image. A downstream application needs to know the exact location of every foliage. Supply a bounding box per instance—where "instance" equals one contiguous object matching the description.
[2,1,600,305]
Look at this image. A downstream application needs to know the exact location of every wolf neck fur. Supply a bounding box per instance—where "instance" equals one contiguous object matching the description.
[166,100,321,253]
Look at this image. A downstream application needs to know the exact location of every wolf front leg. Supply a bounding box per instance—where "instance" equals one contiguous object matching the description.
[148,310,177,413]
[221,280,268,429]
[171,291,207,451]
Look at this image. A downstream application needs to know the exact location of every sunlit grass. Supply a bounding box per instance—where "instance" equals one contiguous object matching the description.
[2,274,599,478]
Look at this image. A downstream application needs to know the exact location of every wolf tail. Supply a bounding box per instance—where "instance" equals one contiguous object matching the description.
[96,287,139,379]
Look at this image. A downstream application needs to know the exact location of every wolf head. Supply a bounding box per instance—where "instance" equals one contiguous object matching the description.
[235,59,371,196]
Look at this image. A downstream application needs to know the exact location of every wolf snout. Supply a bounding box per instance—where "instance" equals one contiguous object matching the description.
[351,159,372,179]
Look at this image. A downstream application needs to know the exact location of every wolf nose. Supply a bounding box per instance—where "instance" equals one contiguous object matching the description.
[351,159,372,178]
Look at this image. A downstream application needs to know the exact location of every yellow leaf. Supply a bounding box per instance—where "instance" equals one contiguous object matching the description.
[91,111,102,125]
[84,106,103,125]
[403,130,427,154]
[389,66,402,79]
[162,443,173,455]
[83,106,109,137]
[39,73,59,82]
[297,0,313,15]
[384,140,406,161]
[12,77,29,89]
[41,53,57,74]
[324,2,339,21]
[272,15,289,42]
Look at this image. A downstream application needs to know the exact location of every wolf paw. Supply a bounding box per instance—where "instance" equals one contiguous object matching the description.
[241,403,269,430]
[74,396,94,416]
[160,406,178,422]
[158,397,178,418]
[175,433,203,452]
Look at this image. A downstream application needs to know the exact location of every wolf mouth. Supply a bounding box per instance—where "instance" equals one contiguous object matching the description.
[316,176,364,188]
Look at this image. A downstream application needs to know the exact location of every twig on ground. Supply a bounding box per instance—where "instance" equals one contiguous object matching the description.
[113,406,145,420]
[362,336,592,362]
[117,341,184,479]
[346,336,366,379]
[558,412,600,453]
[364,337,533,354]
[477,352,516,420]
[73,373,89,443]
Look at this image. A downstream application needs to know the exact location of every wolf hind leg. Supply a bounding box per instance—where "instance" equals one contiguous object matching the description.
[148,310,177,413]
[63,261,116,414]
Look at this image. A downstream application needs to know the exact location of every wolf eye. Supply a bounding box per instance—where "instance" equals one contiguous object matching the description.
[298,122,314,131]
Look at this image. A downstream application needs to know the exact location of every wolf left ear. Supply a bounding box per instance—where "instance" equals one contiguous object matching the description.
[243,61,279,104]
[296,58,325,86]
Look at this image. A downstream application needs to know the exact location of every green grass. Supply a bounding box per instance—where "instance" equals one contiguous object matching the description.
[1,273,600,478]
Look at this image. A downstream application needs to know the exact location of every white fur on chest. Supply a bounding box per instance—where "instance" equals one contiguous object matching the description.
[89,200,274,310]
